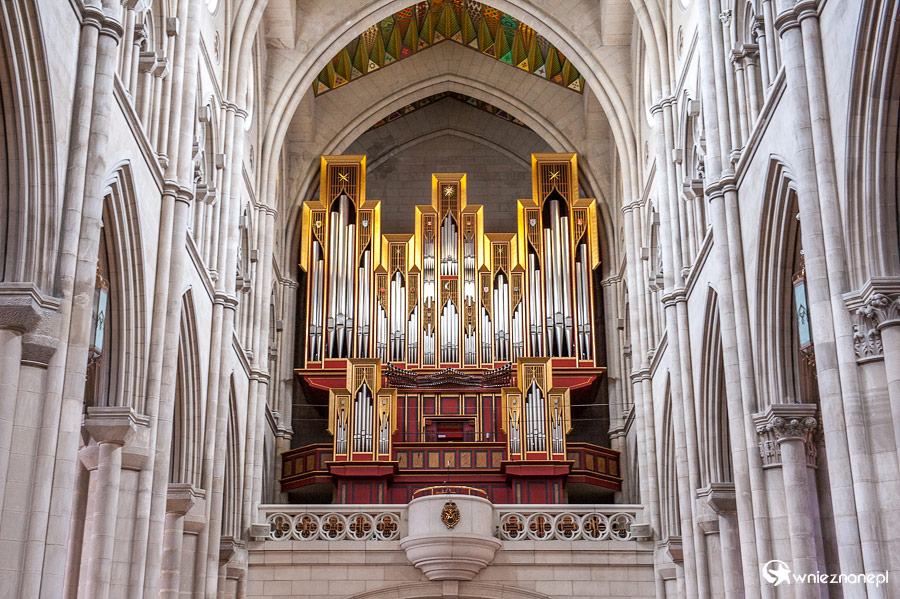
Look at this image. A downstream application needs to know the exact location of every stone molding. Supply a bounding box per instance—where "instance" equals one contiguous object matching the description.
[660,536,683,563]
[0,283,61,366]
[83,406,148,446]
[80,407,152,470]
[696,482,737,516]
[753,404,818,468]
[0,282,58,333]
[220,536,248,580]
[183,492,209,533]
[166,483,203,516]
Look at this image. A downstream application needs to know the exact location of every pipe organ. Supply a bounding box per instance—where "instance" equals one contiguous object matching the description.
[291,154,619,504]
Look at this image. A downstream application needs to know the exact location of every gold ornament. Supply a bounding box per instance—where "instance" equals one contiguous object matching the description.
[441,500,460,529]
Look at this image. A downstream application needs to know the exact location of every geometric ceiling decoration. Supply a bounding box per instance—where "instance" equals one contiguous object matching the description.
[366,91,530,131]
[314,0,585,95]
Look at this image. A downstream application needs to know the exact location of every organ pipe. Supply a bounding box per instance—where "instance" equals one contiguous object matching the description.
[575,243,592,360]
[389,272,406,361]
[326,192,357,358]
[304,156,599,375]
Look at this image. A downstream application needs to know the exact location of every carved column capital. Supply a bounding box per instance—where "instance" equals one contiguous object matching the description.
[858,293,900,329]
[845,277,900,327]
[753,404,819,468]
[852,321,883,361]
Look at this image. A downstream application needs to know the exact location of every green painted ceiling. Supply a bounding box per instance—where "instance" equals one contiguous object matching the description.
[314,0,585,95]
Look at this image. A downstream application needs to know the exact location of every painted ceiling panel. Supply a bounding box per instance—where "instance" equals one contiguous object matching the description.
[314,0,586,95]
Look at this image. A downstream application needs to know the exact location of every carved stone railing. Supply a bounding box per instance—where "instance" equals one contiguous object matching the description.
[258,503,641,543]
[261,505,403,542]
[494,505,640,541]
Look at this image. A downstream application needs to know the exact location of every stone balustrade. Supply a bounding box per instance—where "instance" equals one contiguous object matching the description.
[259,502,641,543]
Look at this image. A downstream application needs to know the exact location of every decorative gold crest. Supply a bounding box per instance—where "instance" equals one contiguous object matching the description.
[441,500,460,529]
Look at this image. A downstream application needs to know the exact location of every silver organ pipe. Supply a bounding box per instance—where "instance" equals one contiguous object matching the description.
[440,215,458,276]
[559,213,573,353]
[509,408,520,454]
[575,243,592,359]
[379,411,389,455]
[356,249,371,357]
[389,272,406,362]
[440,299,459,363]
[355,389,361,452]
[376,303,387,362]
[463,298,475,365]
[326,193,357,358]
[423,233,436,365]
[526,381,546,452]
[463,234,476,365]
[481,305,491,363]
[543,195,574,357]
[336,407,347,455]
[552,404,564,454]
[527,251,543,356]
[407,305,418,360]
[512,302,524,360]
[493,273,510,361]
[308,240,325,361]
[353,385,373,453]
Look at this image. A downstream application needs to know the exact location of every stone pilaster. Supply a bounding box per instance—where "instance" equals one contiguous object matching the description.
[80,407,149,599]
[755,404,819,597]
[159,484,203,599]
[847,277,900,467]
[697,483,742,599]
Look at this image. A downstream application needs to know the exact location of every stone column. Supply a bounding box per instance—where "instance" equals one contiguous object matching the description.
[753,18,771,89]
[743,46,762,120]
[44,3,127,596]
[698,3,772,596]
[856,289,900,467]
[730,50,750,143]
[80,407,144,599]
[0,284,45,515]
[775,3,884,592]
[755,404,819,597]
[159,484,202,599]
[698,484,743,599]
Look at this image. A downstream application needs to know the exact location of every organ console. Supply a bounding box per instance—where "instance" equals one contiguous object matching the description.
[287,154,620,504]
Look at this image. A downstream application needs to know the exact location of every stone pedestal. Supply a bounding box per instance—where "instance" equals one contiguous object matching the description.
[399,494,500,581]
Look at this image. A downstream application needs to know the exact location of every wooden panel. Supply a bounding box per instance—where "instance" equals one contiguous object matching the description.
[439,395,460,414]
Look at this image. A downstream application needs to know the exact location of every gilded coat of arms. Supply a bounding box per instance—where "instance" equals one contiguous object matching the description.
[441,500,460,529]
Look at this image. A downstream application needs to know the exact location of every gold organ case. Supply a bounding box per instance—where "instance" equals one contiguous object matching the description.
[287,153,619,504]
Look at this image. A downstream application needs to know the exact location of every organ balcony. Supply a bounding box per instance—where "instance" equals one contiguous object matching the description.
[286,154,620,504]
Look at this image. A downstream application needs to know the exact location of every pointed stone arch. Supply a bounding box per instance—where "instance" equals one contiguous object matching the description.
[221,378,243,539]
[0,0,58,289]
[659,377,680,539]
[698,287,732,486]
[84,163,148,410]
[170,289,203,487]
[845,0,900,287]
[755,157,817,408]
